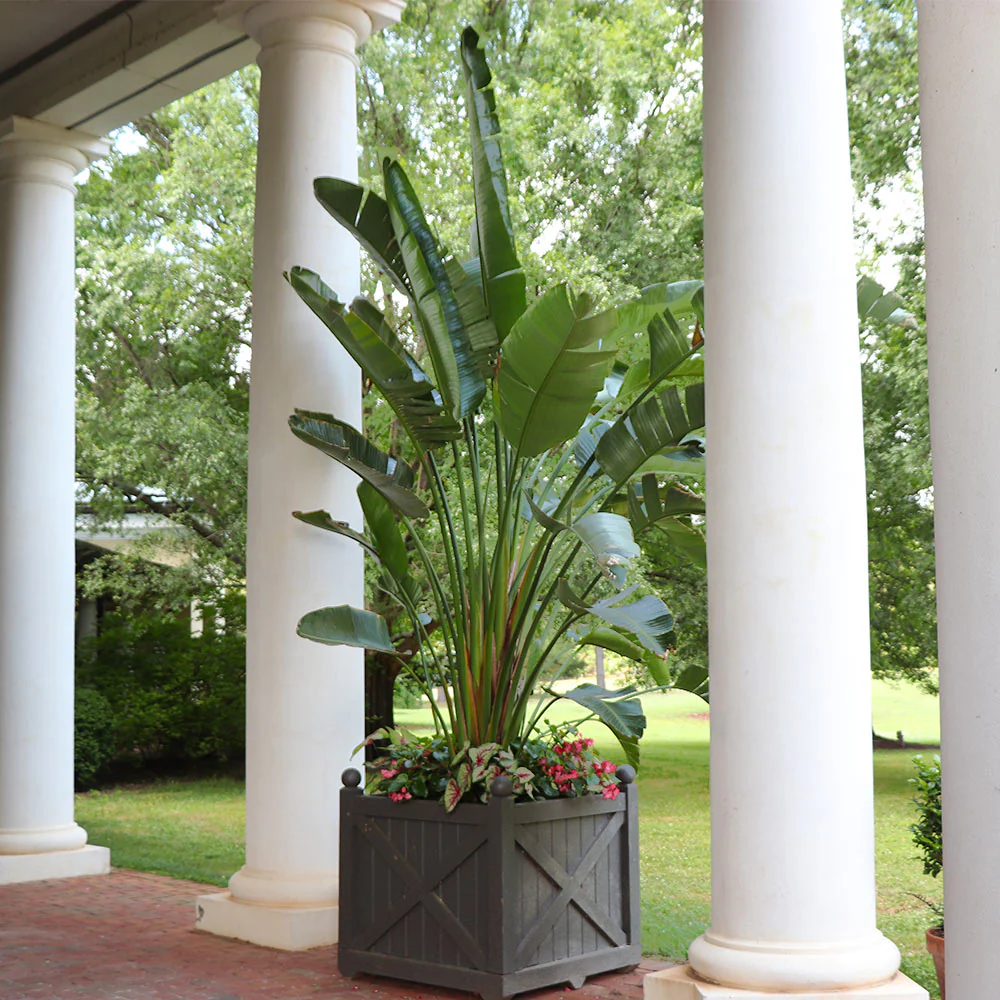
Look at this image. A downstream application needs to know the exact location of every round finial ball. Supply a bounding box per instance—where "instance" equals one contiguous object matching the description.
[342,767,362,788]
[615,765,636,785]
[490,775,514,798]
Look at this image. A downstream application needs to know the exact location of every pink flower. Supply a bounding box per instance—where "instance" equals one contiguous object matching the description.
[381,768,399,779]
[602,784,620,800]
[389,787,412,802]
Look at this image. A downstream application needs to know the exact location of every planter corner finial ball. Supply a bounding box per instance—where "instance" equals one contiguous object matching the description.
[490,775,514,798]
[616,764,636,785]
[342,767,362,788]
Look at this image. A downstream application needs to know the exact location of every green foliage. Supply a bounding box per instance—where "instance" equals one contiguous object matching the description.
[76,606,246,766]
[74,687,116,788]
[75,70,256,598]
[363,725,622,811]
[292,30,708,762]
[910,754,943,880]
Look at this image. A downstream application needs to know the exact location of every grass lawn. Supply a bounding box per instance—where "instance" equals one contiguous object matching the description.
[75,678,942,997]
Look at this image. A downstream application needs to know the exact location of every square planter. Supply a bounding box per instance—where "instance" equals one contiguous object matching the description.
[338,769,641,1000]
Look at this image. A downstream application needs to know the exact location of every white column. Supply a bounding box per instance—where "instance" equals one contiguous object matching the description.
[0,117,110,885]
[647,3,924,998]
[197,0,402,950]
[921,5,1000,999]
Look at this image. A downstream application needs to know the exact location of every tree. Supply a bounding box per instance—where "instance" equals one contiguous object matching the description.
[75,69,258,607]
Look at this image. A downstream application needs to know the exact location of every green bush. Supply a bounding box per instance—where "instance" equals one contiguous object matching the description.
[910,754,942,878]
[76,605,246,767]
[74,686,116,787]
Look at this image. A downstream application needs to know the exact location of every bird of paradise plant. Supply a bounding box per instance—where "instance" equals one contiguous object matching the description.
[286,28,712,770]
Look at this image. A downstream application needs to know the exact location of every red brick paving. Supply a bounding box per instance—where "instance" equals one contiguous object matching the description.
[0,870,672,1000]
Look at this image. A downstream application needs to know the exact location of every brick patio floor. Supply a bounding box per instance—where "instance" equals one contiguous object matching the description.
[0,870,671,1000]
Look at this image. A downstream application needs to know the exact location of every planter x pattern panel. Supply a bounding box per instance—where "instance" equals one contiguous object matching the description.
[514,810,627,966]
[350,810,489,967]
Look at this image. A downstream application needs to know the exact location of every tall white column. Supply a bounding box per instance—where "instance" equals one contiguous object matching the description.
[0,116,110,885]
[646,3,924,998]
[921,5,1000,999]
[197,0,402,950]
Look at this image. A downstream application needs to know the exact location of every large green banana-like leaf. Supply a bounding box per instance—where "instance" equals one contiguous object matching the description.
[460,27,526,341]
[383,158,486,419]
[857,275,915,328]
[673,663,709,700]
[297,605,396,653]
[611,280,705,339]
[498,284,618,457]
[576,628,671,686]
[288,410,429,519]
[657,519,707,569]
[357,481,410,587]
[287,268,460,449]
[595,383,705,483]
[444,257,499,373]
[559,581,676,657]
[560,683,646,769]
[571,512,639,589]
[626,474,705,529]
[313,179,410,297]
[292,509,378,560]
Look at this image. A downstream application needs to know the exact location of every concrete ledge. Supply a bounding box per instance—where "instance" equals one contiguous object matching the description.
[0,844,110,885]
[644,965,929,1000]
[195,891,338,950]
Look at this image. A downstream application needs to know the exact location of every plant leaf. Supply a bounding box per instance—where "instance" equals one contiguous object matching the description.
[673,664,709,701]
[297,605,395,653]
[288,410,428,519]
[560,683,646,770]
[286,267,460,449]
[576,628,672,686]
[292,509,379,560]
[857,275,916,328]
[460,27,527,340]
[595,383,705,484]
[357,482,410,586]
[498,284,618,456]
[626,475,705,529]
[383,158,486,419]
[443,778,463,812]
[571,512,640,589]
[313,178,410,297]
[559,581,676,657]
[522,491,567,533]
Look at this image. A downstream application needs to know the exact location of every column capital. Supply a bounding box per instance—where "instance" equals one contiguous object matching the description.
[0,117,109,192]
[218,1,404,64]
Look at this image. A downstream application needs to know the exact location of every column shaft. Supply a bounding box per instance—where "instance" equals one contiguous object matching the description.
[691,0,898,992]
[920,4,1000,999]
[197,0,401,950]
[0,117,110,883]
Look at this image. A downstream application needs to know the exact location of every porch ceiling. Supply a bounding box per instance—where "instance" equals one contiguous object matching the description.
[0,1,256,138]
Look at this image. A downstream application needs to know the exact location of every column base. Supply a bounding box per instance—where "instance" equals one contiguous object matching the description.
[645,966,928,1000]
[195,891,338,950]
[0,844,110,885]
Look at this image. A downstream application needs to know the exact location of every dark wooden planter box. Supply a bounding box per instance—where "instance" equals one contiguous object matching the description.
[338,769,641,1000]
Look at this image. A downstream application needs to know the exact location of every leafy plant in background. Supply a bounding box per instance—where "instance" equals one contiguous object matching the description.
[909,753,943,927]
[287,28,709,789]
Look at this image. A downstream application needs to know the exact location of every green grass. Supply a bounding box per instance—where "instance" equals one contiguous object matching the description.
[76,777,245,886]
[76,679,942,996]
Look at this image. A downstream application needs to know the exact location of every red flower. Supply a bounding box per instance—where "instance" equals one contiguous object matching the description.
[602,784,620,800]
[389,787,413,802]
[381,768,399,779]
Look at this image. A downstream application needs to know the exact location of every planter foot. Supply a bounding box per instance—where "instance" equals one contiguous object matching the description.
[566,975,587,990]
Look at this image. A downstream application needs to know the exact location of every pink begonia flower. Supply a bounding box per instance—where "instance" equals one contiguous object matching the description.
[381,768,399,779]
[602,785,620,800]
[389,787,412,802]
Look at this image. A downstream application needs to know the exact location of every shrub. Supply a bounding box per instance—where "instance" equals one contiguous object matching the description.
[74,686,116,788]
[76,609,246,767]
[910,753,942,878]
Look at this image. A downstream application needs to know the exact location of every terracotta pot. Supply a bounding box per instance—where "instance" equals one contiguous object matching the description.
[926,925,945,999]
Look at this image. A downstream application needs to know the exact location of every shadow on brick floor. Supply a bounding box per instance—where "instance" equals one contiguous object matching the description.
[0,870,673,1000]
